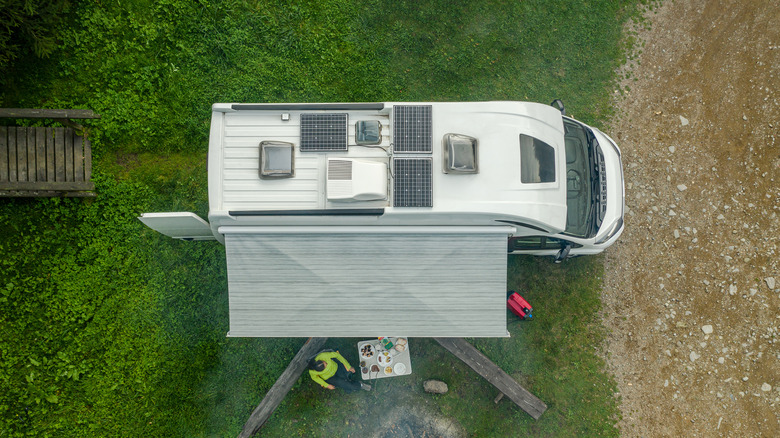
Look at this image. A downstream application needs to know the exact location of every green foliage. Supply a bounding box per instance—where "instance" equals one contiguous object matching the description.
[0,0,71,78]
[0,0,640,436]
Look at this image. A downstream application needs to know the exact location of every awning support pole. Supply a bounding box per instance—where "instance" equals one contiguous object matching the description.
[237,337,328,438]
[434,337,547,420]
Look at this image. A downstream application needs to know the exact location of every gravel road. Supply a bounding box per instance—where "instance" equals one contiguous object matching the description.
[601,0,780,436]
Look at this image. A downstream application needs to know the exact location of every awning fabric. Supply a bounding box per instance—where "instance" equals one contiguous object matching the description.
[223,228,509,337]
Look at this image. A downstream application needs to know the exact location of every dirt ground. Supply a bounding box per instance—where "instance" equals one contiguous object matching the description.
[602,0,780,436]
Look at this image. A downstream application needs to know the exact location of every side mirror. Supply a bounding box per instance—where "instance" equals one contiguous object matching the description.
[550,99,566,116]
[554,243,572,263]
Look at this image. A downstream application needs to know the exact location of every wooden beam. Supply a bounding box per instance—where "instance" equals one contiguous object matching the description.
[26,128,36,182]
[36,127,46,182]
[0,181,95,191]
[8,127,16,181]
[74,135,84,182]
[0,126,7,181]
[54,127,65,182]
[434,338,547,420]
[45,128,55,182]
[64,128,74,182]
[0,108,101,119]
[0,190,96,198]
[238,337,329,438]
[83,135,92,182]
[16,128,26,182]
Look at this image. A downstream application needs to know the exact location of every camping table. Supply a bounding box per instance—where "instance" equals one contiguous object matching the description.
[357,338,412,380]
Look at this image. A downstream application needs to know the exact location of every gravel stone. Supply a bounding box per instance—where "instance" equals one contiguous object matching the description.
[702,325,713,335]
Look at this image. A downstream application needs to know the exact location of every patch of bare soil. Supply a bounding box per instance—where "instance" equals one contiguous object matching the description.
[602,0,780,436]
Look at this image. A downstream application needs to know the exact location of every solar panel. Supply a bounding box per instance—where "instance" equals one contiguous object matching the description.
[393,105,432,153]
[300,113,348,151]
[393,158,432,207]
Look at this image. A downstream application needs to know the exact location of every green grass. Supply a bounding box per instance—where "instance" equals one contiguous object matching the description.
[1,0,640,436]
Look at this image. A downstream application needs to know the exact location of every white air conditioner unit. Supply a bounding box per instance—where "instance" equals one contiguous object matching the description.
[327,159,387,201]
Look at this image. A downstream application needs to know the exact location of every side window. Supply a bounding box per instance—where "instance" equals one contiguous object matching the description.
[543,237,582,249]
[508,236,544,251]
[508,236,583,251]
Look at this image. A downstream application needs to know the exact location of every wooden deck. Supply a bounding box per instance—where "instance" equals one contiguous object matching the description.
[434,337,548,420]
[0,109,97,197]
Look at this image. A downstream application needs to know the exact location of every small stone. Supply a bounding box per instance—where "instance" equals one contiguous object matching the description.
[680,115,689,126]
[669,210,677,216]
[729,285,737,295]
[674,230,681,239]
[668,146,676,153]
[718,357,725,364]
[766,277,776,290]
[742,114,748,121]
[762,383,772,392]
[423,380,449,394]
[690,351,700,362]
[702,325,713,335]
[677,184,687,191]
[742,377,749,382]
[717,214,725,220]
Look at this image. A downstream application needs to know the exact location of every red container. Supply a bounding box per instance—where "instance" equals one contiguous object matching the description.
[507,292,533,320]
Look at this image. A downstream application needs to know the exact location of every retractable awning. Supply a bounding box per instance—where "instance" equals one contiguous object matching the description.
[221,226,512,337]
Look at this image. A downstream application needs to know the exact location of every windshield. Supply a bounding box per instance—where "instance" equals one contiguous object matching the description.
[562,119,596,238]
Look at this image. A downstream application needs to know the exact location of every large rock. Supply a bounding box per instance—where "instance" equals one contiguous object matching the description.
[424,380,449,394]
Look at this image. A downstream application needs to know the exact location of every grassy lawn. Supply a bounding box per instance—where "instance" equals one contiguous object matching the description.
[1,0,639,436]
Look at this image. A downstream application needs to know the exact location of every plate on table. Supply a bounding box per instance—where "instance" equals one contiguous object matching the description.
[384,366,394,376]
[360,343,375,360]
[393,363,407,375]
[376,350,393,366]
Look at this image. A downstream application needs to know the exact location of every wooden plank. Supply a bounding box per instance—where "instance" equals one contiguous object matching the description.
[0,190,96,198]
[45,128,55,182]
[73,135,84,182]
[54,127,65,182]
[0,126,7,181]
[26,128,36,182]
[8,127,19,181]
[238,337,329,438]
[0,181,96,191]
[434,338,547,420]
[64,128,74,181]
[16,128,27,182]
[84,136,92,182]
[36,127,46,181]
[0,108,100,119]
[8,127,16,181]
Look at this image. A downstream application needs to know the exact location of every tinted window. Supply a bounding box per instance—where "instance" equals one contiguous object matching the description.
[519,135,555,183]
[508,236,583,251]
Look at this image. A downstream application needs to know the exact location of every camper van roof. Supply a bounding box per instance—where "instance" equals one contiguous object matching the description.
[208,101,567,232]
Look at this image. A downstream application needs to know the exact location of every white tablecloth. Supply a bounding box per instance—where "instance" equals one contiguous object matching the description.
[357,338,412,380]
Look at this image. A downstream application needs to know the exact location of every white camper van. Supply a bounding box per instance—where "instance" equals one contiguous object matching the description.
[140,101,624,337]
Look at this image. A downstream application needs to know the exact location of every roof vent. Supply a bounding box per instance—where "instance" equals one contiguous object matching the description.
[327,159,387,201]
[355,120,381,145]
[259,141,294,179]
[443,134,478,174]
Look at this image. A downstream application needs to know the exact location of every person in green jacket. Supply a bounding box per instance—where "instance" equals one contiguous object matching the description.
[308,350,371,392]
